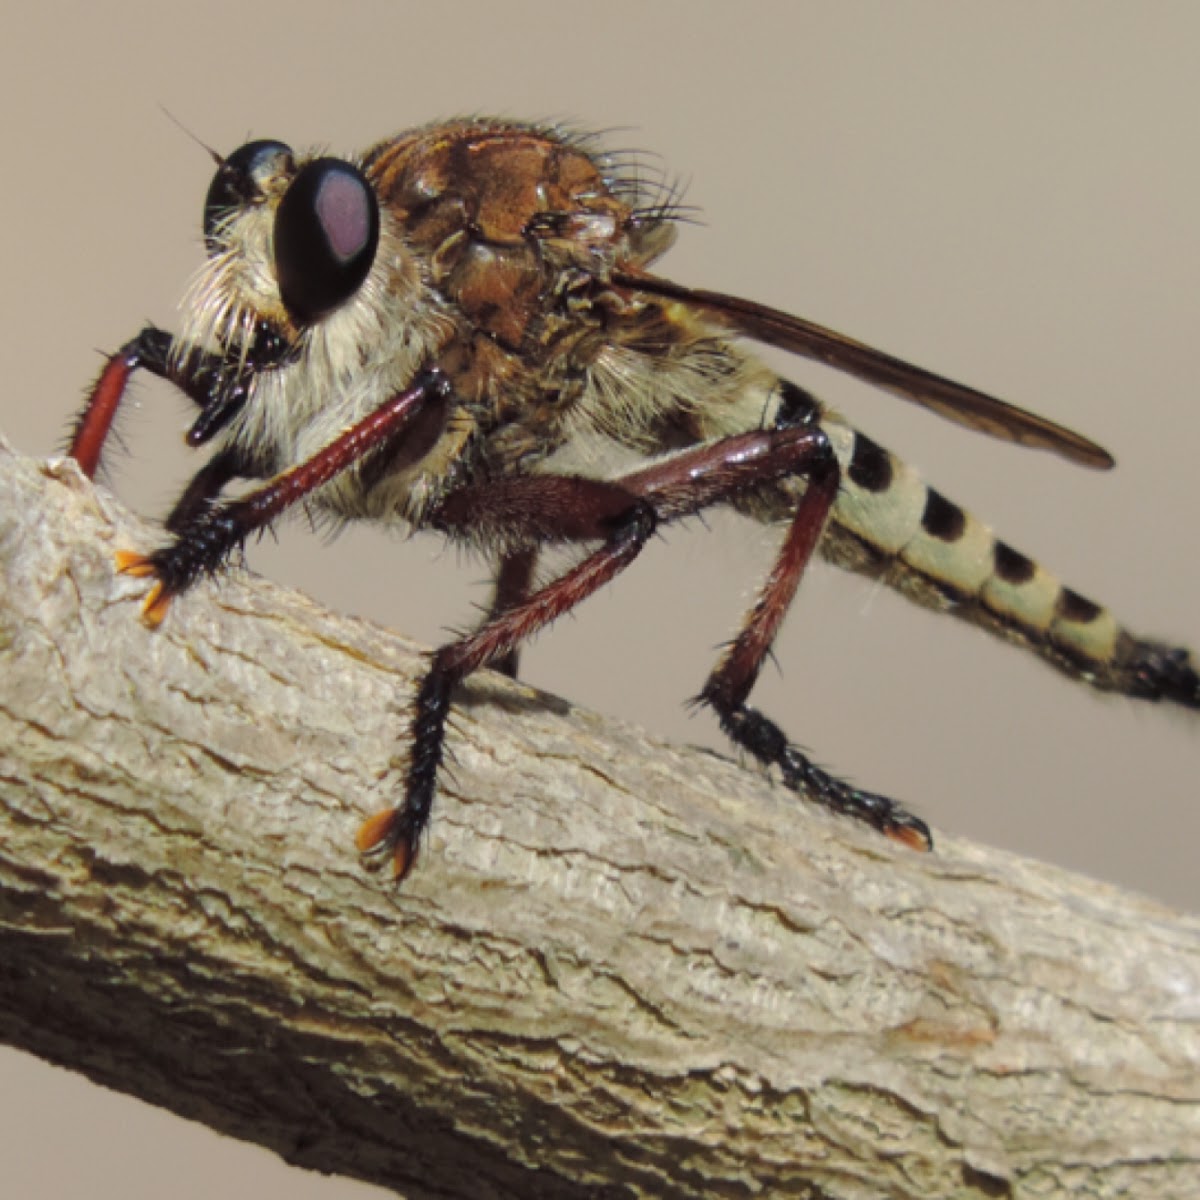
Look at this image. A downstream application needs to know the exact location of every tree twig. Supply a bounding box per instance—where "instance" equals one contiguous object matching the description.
[0,436,1197,1199]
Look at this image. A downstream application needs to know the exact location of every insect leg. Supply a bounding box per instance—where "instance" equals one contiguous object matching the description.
[486,549,539,679]
[359,474,659,879]
[69,327,175,477]
[360,422,851,880]
[690,455,932,853]
[118,369,453,626]
[70,324,290,478]
[164,446,254,534]
[613,415,932,849]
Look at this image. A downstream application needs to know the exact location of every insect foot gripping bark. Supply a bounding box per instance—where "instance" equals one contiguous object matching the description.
[68,118,1200,883]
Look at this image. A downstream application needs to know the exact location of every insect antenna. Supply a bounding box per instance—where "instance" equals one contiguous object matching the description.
[157,103,224,168]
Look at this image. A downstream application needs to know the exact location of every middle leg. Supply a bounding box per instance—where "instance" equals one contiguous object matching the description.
[360,420,856,879]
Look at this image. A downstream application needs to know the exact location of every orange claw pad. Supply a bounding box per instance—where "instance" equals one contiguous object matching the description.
[390,840,415,882]
[356,809,416,881]
[356,808,399,853]
[887,824,933,853]
[114,550,173,627]
[114,549,157,577]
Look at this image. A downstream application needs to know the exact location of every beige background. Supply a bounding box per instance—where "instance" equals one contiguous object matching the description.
[2,2,1198,1196]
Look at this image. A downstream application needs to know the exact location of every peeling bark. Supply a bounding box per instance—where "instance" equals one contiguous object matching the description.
[0,436,1197,1199]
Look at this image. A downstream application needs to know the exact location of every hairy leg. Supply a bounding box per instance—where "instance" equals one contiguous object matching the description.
[115,370,452,625]
[359,421,867,879]
[485,549,539,679]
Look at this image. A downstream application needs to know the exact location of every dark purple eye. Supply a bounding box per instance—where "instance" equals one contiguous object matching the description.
[203,140,293,251]
[273,158,380,322]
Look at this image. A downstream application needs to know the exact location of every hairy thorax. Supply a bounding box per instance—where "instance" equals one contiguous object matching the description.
[176,119,774,530]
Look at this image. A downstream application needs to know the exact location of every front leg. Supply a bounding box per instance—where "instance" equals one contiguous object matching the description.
[69,328,175,478]
[118,369,452,625]
[69,323,293,478]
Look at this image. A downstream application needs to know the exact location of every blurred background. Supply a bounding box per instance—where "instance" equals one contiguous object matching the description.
[2,3,1197,1195]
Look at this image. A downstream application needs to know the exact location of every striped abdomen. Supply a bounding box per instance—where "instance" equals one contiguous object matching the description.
[811,409,1199,708]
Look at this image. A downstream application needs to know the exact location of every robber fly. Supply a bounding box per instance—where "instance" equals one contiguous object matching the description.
[70,118,1199,880]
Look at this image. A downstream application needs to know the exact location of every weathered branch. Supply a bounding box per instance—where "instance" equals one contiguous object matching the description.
[0,435,1197,1199]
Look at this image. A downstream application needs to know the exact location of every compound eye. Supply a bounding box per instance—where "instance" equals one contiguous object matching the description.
[273,158,380,323]
[203,140,293,250]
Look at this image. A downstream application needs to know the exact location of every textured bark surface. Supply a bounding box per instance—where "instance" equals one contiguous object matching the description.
[1,436,1198,1199]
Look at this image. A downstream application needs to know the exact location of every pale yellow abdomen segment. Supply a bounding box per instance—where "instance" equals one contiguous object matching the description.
[821,418,1120,667]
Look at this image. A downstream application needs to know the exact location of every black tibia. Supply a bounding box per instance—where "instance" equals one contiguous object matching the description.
[486,549,539,678]
[69,322,293,478]
[136,370,452,605]
[371,418,894,878]
[165,446,257,534]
